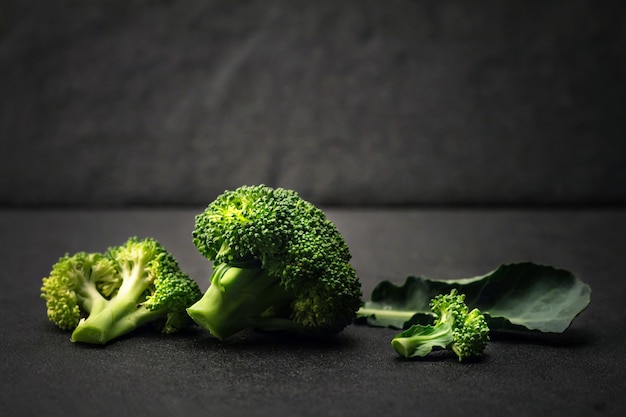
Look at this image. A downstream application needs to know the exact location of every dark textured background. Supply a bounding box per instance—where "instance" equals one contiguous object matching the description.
[2,3,626,415]
[1,0,626,207]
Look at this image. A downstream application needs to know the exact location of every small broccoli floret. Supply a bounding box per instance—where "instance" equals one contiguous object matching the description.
[187,185,362,339]
[41,237,202,344]
[391,289,489,361]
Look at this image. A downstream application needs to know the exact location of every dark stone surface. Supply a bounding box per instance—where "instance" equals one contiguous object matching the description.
[1,208,625,416]
[1,0,625,206]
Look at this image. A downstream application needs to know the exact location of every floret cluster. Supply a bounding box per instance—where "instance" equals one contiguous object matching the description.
[41,237,202,344]
[391,289,490,361]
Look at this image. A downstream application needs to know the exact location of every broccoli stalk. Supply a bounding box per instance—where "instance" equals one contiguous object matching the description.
[186,185,362,339]
[391,289,490,361]
[70,245,166,343]
[187,263,305,339]
[41,237,202,344]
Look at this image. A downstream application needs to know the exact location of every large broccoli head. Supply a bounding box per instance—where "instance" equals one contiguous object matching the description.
[188,185,362,338]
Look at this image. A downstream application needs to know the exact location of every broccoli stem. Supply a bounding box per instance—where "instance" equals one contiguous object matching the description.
[76,288,109,318]
[391,323,454,358]
[71,278,110,318]
[186,264,293,339]
[71,263,157,344]
[356,307,425,323]
[71,305,163,344]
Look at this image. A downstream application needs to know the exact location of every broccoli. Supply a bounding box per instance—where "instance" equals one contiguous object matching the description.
[186,185,362,339]
[391,289,490,361]
[41,237,202,344]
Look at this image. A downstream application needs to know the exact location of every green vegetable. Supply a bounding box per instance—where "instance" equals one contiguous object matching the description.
[41,237,203,344]
[186,185,362,339]
[392,289,490,361]
[358,263,591,333]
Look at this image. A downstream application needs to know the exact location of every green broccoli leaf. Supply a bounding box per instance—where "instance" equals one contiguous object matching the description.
[357,262,591,333]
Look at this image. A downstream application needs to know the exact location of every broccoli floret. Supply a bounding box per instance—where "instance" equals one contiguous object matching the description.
[41,237,202,344]
[186,185,362,339]
[391,289,490,361]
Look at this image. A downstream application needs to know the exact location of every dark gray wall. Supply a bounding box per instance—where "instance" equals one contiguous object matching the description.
[1,0,625,207]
